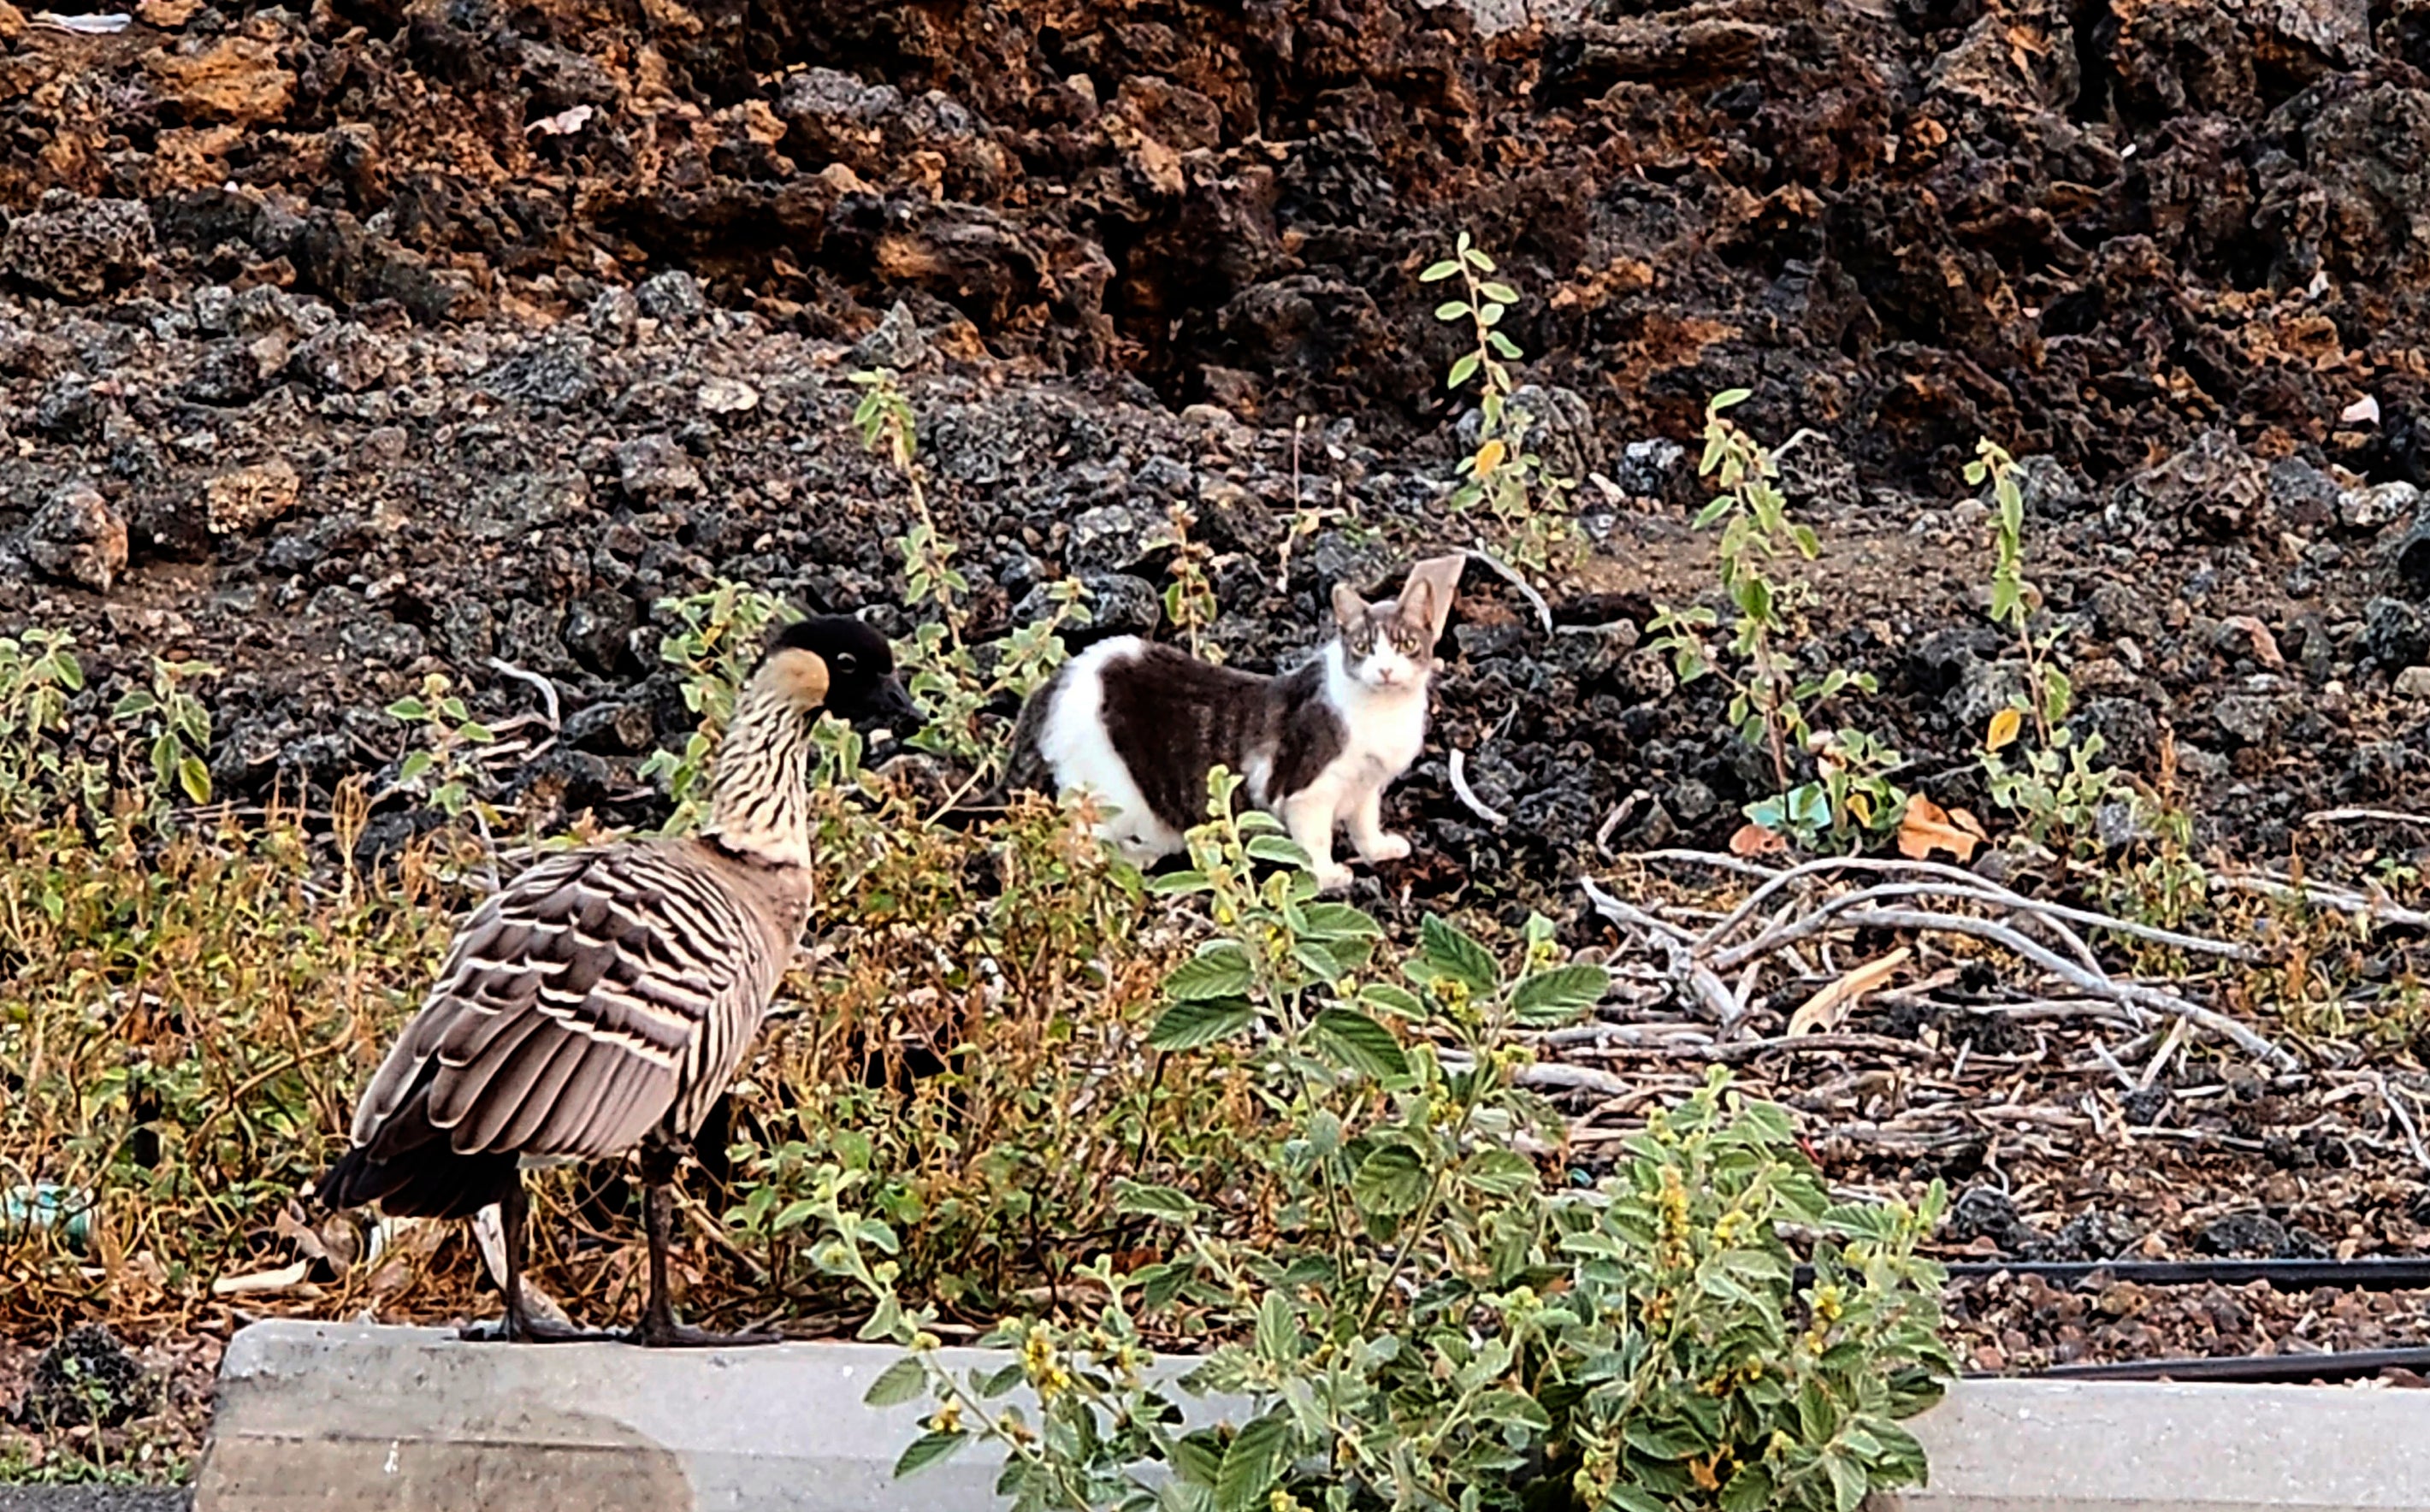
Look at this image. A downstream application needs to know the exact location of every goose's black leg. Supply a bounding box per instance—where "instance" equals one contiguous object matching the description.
[460,1179,608,1344]
[632,1133,778,1349]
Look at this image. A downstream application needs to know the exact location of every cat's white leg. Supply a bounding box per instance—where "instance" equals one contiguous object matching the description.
[1345,785,1410,864]
[1281,790,1353,892]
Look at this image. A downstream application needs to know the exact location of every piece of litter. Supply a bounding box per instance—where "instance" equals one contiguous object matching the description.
[34,9,133,29]
[2341,394,2380,426]
[2309,268,2332,298]
[212,1260,311,1296]
[526,103,594,137]
[698,375,761,415]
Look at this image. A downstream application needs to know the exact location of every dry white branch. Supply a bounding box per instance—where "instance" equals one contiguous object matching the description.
[1462,547,1555,633]
[1446,747,1509,827]
[1580,877,1744,1026]
[2214,871,2430,930]
[487,656,564,730]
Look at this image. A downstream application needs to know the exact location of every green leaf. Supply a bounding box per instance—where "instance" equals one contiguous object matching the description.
[1692,496,1734,529]
[1246,835,1314,868]
[385,696,429,721]
[1148,998,1256,1050]
[1825,1451,1867,1512]
[112,690,157,720]
[1358,981,1427,1019]
[1487,330,1523,360]
[1172,1434,1224,1488]
[1419,914,1498,995]
[1312,1007,1410,1079]
[1299,901,1382,938]
[1511,963,1610,1024]
[1710,387,1753,410]
[1622,1418,1702,1460]
[1256,1291,1301,1365]
[1215,1415,1293,1512]
[398,750,434,783]
[1463,245,1497,272]
[1116,1179,1203,1224]
[1477,281,1522,304]
[863,1356,930,1408]
[1447,352,1481,389]
[1719,1465,1776,1512]
[1434,300,1473,322]
[1461,1148,1537,1198]
[178,755,211,805]
[1419,259,1463,282]
[893,1430,967,1479]
[1351,1143,1429,1215]
[1166,943,1254,1001]
[1604,1489,1665,1512]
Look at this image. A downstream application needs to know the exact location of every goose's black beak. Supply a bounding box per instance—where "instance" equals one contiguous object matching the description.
[872,674,921,729]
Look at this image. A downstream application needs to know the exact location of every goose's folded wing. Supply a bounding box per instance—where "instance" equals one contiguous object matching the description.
[354,845,759,1162]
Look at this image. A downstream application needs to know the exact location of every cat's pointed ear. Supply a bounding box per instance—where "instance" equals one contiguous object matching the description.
[1403,553,1465,643]
[1330,582,1369,628]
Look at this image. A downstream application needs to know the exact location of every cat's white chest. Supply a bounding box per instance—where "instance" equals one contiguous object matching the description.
[1335,685,1428,780]
[1321,659,1429,789]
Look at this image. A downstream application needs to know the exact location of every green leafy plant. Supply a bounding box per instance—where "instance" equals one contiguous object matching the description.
[384,673,497,819]
[818,771,1954,1512]
[1747,728,1908,852]
[1424,235,1579,573]
[0,628,97,820]
[1650,395,1901,849]
[854,367,1090,775]
[1966,441,2128,855]
[638,580,801,832]
[110,657,217,812]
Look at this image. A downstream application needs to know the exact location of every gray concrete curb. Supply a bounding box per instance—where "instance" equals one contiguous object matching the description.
[192,1320,2430,1511]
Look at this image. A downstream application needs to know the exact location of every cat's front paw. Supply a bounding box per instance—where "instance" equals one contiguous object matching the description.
[1312,861,1356,893]
[1360,833,1412,864]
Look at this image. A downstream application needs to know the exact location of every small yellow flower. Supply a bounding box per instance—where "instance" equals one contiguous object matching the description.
[928,1402,963,1434]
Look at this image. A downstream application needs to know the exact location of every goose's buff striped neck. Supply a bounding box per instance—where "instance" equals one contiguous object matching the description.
[703,648,828,871]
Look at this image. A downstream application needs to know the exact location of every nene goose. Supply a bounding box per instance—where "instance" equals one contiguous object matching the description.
[316,616,916,1346]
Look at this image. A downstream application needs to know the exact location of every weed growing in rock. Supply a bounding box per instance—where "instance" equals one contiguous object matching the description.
[1967,441,2130,857]
[856,368,1090,773]
[1161,501,1221,661]
[1651,393,1904,850]
[383,673,497,820]
[109,657,216,815]
[0,628,93,820]
[819,771,1954,1512]
[1424,236,1580,574]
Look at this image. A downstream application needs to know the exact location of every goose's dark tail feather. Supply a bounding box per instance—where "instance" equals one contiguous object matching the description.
[315,1082,518,1221]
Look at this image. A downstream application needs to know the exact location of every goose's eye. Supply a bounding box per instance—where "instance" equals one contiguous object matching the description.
[834,653,858,676]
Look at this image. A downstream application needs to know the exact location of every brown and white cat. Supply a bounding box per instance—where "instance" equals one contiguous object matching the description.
[1006,554,1464,891]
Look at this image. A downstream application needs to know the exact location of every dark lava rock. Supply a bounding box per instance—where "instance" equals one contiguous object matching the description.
[2196,1211,2289,1258]
[616,433,701,499]
[2362,596,2429,668]
[565,700,655,754]
[10,1324,148,1429]
[1,193,154,301]
[287,322,392,394]
[1947,1185,2033,1252]
[26,481,127,593]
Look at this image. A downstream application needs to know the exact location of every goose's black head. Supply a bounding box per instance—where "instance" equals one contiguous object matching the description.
[754,616,920,729]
